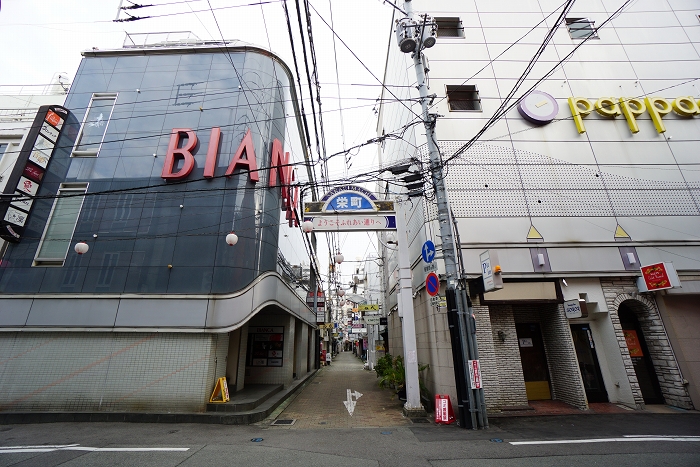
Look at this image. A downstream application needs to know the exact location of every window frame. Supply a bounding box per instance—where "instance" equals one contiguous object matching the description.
[566,18,599,40]
[71,93,118,157]
[446,84,482,112]
[33,183,88,267]
[434,17,465,39]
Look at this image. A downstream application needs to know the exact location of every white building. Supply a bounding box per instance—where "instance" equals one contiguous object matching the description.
[377,0,698,413]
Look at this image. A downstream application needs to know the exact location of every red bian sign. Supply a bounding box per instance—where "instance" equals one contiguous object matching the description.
[161,128,299,226]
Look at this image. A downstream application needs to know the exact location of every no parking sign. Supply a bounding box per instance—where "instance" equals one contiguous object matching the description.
[425,272,439,297]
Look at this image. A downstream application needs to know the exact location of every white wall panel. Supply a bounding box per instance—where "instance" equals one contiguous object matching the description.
[548,246,625,272]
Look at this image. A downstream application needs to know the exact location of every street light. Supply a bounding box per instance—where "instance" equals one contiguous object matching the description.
[334,252,344,264]
[225,232,239,246]
[74,241,89,255]
[301,220,314,233]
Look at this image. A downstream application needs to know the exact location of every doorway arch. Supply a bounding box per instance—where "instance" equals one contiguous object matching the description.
[611,294,692,409]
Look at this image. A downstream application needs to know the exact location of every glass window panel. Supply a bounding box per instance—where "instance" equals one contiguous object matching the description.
[35,185,87,264]
[75,97,116,152]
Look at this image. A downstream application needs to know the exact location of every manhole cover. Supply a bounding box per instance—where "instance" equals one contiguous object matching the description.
[490,438,503,443]
[251,438,263,442]
[271,419,296,426]
[381,431,392,435]
[411,418,430,423]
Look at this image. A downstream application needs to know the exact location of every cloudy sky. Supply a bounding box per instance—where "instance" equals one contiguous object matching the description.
[1,0,399,288]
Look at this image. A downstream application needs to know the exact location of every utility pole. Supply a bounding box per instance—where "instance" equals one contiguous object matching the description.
[397,0,487,428]
[394,199,425,417]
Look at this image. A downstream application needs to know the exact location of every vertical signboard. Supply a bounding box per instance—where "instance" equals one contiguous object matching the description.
[0,106,73,243]
[480,250,503,292]
[306,290,326,323]
[468,360,482,389]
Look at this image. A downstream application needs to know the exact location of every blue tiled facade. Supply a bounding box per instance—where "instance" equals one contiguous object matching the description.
[0,45,310,295]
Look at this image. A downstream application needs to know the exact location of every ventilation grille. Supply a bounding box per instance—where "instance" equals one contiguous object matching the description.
[416,142,700,218]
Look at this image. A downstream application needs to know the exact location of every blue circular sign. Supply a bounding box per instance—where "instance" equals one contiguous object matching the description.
[421,240,436,263]
[426,272,439,297]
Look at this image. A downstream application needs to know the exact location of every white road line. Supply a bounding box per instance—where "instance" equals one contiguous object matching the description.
[0,445,189,454]
[510,437,700,445]
[622,435,700,438]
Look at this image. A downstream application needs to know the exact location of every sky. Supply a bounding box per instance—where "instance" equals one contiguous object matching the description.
[0,0,398,290]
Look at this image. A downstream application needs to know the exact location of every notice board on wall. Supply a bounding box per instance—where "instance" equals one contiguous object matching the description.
[247,326,284,367]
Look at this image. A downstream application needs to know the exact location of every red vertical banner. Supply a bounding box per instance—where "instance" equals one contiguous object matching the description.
[468,360,482,389]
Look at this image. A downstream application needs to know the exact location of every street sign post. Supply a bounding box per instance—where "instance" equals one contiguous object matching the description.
[426,272,440,297]
[421,240,436,263]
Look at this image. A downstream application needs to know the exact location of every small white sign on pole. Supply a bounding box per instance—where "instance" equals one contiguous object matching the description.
[564,299,583,319]
[480,250,503,292]
[468,360,482,389]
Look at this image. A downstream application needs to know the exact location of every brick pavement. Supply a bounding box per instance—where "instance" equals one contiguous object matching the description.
[270,351,412,429]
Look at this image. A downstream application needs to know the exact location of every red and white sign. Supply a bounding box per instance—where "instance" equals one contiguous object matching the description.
[640,262,673,291]
[468,359,482,389]
[434,394,455,424]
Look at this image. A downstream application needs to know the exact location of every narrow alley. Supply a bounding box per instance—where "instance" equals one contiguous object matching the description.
[269,352,414,429]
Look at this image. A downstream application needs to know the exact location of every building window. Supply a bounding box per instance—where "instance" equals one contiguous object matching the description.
[566,18,598,39]
[446,85,481,111]
[72,93,117,157]
[435,17,464,38]
[34,183,88,266]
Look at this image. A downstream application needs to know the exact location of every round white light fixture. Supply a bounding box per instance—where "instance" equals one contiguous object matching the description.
[386,233,397,244]
[74,241,89,255]
[225,232,239,246]
[301,220,314,233]
[334,252,344,264]
[337,288,345,297]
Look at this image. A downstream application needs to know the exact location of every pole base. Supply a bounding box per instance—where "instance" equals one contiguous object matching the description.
[402,403,427,418]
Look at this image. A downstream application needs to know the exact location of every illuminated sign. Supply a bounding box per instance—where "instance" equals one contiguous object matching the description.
[568,96,699,134]
[160,128,299,226]
[0,105,72,243]
[518,90,559,125]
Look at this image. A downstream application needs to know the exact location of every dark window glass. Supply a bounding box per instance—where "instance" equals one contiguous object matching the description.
[446,85,481,111]
[435,17,464,38]
[566,18,598,39]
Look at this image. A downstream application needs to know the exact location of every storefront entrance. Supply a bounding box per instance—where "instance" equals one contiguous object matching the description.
[619,305,664,404]
[516,323,551,400]
[570,324,608,403]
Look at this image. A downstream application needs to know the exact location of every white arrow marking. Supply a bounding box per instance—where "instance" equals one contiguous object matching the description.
[343,389,363,416]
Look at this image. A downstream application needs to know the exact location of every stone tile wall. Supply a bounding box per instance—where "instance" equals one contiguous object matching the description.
[601,277,693,409]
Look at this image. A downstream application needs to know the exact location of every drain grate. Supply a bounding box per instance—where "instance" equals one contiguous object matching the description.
[271,419,296,426]
[411,418,430,424]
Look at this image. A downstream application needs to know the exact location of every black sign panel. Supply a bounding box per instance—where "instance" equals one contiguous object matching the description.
[0,105,72,243]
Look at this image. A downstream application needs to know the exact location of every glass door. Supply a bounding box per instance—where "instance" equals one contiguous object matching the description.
[570,324,608,403]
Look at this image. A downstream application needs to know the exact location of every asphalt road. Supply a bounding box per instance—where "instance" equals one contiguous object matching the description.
[0,413,698,466]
